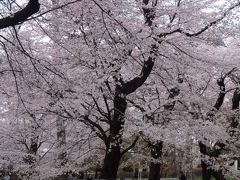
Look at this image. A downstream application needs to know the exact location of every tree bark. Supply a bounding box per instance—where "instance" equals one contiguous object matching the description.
[199,77,226,180]
[147,86,180,179]
[204,87,240,180]
[100,146,121,179]
[100,0,156,177]
[56,116,67,166]
[212,170,225,180]
[199,142,212,180]
[199,72,239,180]
[148,142,163,180]
[23,116,42,164]
[231,88,240,128]
[100,54,155,179]
[0,0,40,29]
[100,94,127,179]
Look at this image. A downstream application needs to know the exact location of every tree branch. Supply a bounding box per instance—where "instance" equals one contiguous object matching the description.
[118,45,157,95]
[81,115,109,146]
[121,135,139,156]
[158,2,240,38]
[0,0,40,29]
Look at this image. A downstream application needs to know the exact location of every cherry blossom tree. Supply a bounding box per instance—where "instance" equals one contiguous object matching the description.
[1,0,240,179]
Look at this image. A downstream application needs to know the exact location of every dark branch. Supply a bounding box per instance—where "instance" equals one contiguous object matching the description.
[142,0,156,26]
[169,0,182,24]
[121,136,139,156]
[206,68,237,120]
[232,88,240,110]
[91,96,109,120]
[231,88,240,129]
[81,115,109,146]
[127,99,146,113]
[118,45,157,95]
[213,78,226,110]
[158,2,240,38]
[0,0,40,29]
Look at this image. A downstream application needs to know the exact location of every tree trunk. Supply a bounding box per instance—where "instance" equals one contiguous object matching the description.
[148,142,163,180]
[201,161,212,180]
[56,116,67,165]
[212,170,226,180]
[23,118,41,164]
[148,86,179,179]
[199,77,226,180]
[100,94,127,179]
[99,0,156,174]
[200,84,240,180]
[100,146,121,179]
[199,142,212,180]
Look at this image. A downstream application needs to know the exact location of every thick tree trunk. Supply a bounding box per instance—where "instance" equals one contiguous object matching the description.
[148,86,179,179]
[149,163,161,180]
[206,88,240,180]
[100,57,154,178]
[200,84,240,180]
[231,88,240,128]
[199,77,226,180]
[201,165,212,180]
[100,146,121,179]
[147,85,180,179]
[212,170,226,180]
[99,0,156,176]
[100,94,127,179]
[199,142,212,180]
[148,142,163,180]
[201,161,212,180]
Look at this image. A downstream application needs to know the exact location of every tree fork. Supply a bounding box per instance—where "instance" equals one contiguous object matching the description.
[100,53,155,179]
